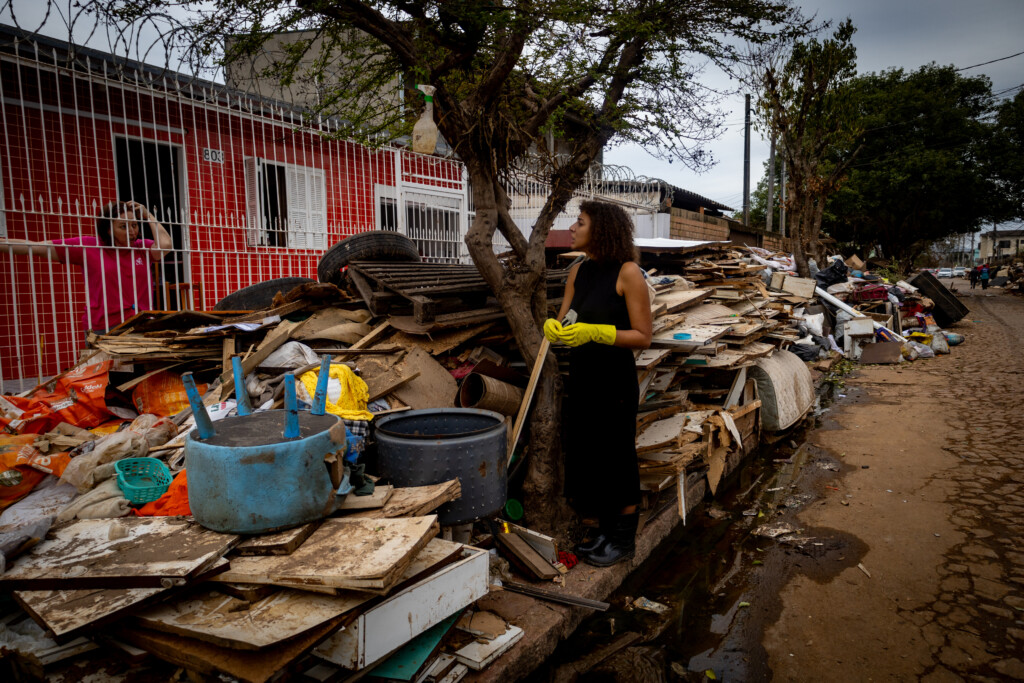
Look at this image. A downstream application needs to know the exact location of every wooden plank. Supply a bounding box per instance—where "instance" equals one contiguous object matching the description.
[780,275,817,299]
[235,522,321,557]
[335,485,394,511]
[634,348,672,369]
[0,518,238,590]
[214,537,463,596]
[115,616,347,683]
[14,558,230,642]
[494,532,559,580]
[216,516,439,594]
[347,480,462,519]
[508,337,549,461]
[654,287,713,313]
[133,587,370,651]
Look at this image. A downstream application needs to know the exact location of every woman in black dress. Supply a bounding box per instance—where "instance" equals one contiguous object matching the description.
[544,200,652,566]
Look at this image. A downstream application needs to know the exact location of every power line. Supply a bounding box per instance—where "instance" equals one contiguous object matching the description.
[956,50,1024,72]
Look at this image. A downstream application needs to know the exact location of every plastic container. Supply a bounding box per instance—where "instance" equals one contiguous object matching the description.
[115,457,173,504]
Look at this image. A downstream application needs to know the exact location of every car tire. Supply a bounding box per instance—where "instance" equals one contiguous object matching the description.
[317,231,421,285]
[213,277,315,311]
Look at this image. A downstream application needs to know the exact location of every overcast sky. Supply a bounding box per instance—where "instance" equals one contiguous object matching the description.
[606,0,1024,212]
[3,0,1022,216]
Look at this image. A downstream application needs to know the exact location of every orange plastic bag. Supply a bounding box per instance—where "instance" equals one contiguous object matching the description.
[0,435,50,510]
[132,371,207,418]
[28,361,114,430]
[0,395,59,436]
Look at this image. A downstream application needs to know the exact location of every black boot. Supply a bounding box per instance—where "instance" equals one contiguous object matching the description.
[575,519,608,555]
[580,512,638,567]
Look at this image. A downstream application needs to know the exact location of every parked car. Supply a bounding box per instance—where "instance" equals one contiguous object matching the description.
[937,268,954,278]
[953,266,966,277]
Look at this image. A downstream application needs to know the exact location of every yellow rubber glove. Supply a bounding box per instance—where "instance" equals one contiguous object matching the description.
[559,322,617,347]
[542,318,563,343]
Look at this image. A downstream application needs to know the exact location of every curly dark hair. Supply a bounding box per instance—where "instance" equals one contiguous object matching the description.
[95,201,131,247]
[578,200,638,264]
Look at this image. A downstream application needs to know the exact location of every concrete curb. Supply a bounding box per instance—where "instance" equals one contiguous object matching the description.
[466,503,682,681]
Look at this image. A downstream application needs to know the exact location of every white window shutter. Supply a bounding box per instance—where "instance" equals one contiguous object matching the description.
[243,157,263,246]
[287,167,309,249]
[309,170,327,250]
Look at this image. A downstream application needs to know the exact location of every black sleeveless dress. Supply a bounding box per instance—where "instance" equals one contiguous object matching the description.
[563,259,641,516]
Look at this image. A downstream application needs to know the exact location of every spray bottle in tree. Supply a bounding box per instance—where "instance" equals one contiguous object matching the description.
[412,85,438,155]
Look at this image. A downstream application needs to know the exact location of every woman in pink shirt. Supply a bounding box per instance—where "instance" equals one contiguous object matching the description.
[1,200,173,335]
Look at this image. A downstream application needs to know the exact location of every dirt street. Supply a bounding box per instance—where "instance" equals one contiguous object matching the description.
[763,288,1024,680]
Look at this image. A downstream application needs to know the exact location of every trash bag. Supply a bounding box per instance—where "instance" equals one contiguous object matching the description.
[943,332,965,346]
[904,341,935,359]
[930,333,950,355]
[814,259,849,287]
[790,343,822,361]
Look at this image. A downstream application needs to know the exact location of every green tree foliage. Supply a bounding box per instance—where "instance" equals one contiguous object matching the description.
[823,64,997,271]
[758,18,861,276]
[988,90,1024,220]
[105,0,806,528]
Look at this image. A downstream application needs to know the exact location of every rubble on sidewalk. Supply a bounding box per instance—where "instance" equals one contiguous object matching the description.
[0,238,972,681]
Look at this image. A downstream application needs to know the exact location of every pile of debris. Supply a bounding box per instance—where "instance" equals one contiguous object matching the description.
[0,234,971,680]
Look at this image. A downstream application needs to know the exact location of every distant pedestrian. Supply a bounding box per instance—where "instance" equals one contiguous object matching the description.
[980,264,990,290]
[969,267,979,289]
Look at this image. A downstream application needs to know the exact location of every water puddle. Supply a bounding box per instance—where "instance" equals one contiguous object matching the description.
[529,382,870,681]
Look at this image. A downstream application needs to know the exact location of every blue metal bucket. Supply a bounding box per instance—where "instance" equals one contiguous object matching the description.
[185,411,349,534]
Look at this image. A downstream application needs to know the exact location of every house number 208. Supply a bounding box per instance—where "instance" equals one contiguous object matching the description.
[202,148,225,163]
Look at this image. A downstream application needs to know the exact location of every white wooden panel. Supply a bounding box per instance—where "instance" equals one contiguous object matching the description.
[314,546,489,670]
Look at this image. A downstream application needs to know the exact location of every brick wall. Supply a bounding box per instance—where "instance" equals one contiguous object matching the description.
[762,234,791,252]
[669,208,730,242]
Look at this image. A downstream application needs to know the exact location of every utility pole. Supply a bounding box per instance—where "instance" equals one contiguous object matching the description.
[780,155,787,238]
[766,135,776,234]
[743,94,751,226]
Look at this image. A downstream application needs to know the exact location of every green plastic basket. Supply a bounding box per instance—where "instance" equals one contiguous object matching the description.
[115,457,172,505]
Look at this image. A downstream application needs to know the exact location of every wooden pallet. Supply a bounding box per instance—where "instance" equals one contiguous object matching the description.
[348,261,569,322]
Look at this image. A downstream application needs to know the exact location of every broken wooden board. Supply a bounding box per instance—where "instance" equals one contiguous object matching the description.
[234,522,320,557]
[335,484,394,511]
[857,341,903,365]
[357,346,458,409]
[383,323,491,356]
[347,480,461,519]
[494,532,559,581]
[651,324,730,350]
[214,516,439,594]
[454,625,524,670]
[115,616,347,683]
[635,414,688,455]
[780,275,817,299]
[292,308,373,345]
[634,348,672,370]
[14,558,230,642]
[213,537,464,597]
[133,587,369,651]
[0,518,238,590]
[653,287,712,314]
[678,303,740,326]
[219,318,309,398]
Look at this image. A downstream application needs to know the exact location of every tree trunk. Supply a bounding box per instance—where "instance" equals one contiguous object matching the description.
[462,165,574,534]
